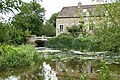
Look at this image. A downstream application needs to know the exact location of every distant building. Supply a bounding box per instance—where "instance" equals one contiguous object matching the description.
[56,2,106,36]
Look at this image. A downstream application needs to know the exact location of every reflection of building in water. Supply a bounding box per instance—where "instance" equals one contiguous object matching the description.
[82,62,94,74]
[2,76,19,80]
[57,62,65,72]
[55,61,95,77]
[43,62,58,80]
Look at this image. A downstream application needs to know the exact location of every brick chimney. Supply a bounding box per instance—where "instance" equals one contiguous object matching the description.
[78,2,82,8]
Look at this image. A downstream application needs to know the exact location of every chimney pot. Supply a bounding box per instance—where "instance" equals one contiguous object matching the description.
[78,2,82,8]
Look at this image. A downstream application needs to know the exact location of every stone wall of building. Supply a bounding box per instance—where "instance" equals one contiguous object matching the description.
[56,16,104,36]
[56,18,80,36]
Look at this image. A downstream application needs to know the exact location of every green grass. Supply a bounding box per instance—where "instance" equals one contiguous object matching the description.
[0,44,39,69]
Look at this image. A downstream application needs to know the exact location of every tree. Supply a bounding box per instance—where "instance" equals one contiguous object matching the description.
[0,0,22,20]
[12,2,45,36]
[0,0,24,44]
[67,25,80,37]
[0,22,11,44]
[48,12,58,28]
[42,22,56,36]
[93,0,120,52]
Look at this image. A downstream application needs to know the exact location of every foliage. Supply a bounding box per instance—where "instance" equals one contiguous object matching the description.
[48,12,58,28]
[42,22,56,36]
[57,34,73,49]
[80,71,89,80]
[0,0,22,21]
[0,22,11,44]
[12,2,45,36]
[73,37,90,51]
[47,32,103,52]
[46,33,73,49]
[97,60,113,80]
[67,25,81,37]
[0,22,30,45]
[0,0,22,14]
[0,0,33,44]
[93,0,120,52]
[0,45,39,69]
[47,33,98,51]
[11,28,30,45]
[46,37,58,48]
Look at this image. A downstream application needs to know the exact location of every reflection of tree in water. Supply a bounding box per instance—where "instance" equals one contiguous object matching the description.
[66,58,80,70]
[57,62,65,72]
[108,64,120,75]
[19,64,44,80]
[1,58,120,80]
[43,62,58,80]
[0,65,44,80]
[67,59,83,74]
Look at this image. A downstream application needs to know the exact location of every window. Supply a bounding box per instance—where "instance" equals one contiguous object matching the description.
[83,9,87,12]
[60,25,64,31]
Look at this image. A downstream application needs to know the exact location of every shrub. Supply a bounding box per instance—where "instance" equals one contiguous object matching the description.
[46,37,58,48]
[0,45,39,69]
[46,33,73,49]
[72,38,82,50]
[58,34,73,49]
[46,33,102,51]
[67,25,81,37]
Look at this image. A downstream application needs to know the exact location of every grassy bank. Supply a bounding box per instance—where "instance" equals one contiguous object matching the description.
[0,44,39,69]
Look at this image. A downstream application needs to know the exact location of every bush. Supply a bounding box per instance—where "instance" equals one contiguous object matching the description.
[46,33,101,51]
[57,34,73,49]
[72,38,82,50]
[46,37,58,48]
[46,33,73,49]
[0,45,39,69]
[72,37,91,51]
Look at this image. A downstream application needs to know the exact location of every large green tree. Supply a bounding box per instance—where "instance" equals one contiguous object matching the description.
[93,0,120,52]
[0,0,22,12]
[12,2,45,36]
[0,0,24,44]
[0,22,11,44]
[0,0,22,20]
[48,12,58,28]
[42,22,56,37]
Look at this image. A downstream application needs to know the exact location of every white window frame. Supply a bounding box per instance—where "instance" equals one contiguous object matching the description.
[59,24,64,32]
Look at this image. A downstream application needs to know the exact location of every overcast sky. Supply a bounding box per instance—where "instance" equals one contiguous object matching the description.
[1,0,104,21]
[25,0,101,20]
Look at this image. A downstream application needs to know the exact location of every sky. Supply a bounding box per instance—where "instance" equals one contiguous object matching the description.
[24,0,101,20]
[1,0,105,21]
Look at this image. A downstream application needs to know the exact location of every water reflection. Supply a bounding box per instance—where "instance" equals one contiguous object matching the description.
[0,50,120,80]
[0,76,19,80]
[43,62,58,80]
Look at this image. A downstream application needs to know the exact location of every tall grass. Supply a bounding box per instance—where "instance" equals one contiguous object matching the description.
[0,44,39,69]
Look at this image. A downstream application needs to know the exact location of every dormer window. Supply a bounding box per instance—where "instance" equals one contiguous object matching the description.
[83,9,87,12]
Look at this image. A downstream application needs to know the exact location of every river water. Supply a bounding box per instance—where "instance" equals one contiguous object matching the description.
[0,50,120,80]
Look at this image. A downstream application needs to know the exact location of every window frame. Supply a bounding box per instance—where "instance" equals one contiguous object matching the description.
[59,24,64,31]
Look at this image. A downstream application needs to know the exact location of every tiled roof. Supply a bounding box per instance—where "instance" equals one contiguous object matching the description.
[57,4,104,18]
[57,6,78,18]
